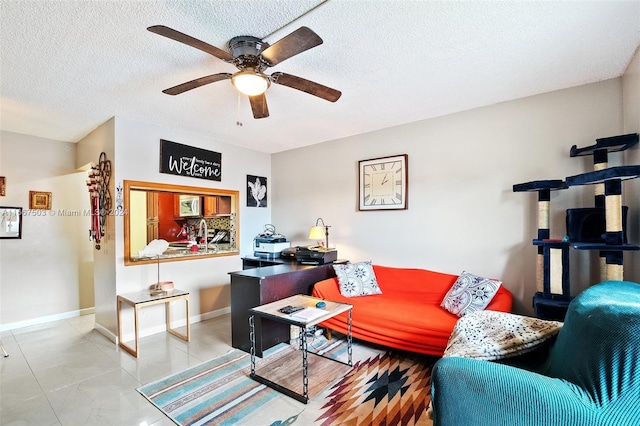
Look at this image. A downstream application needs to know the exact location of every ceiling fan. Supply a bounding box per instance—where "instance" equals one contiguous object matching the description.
[148,25,342,119]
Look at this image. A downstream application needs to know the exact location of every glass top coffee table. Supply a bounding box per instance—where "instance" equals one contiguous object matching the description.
[248,294,353,403]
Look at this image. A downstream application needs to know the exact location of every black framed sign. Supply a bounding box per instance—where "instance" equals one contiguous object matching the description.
[159,139,222,181]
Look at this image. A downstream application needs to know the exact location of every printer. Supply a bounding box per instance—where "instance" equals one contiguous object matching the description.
[295,246,338,265]
[253,236,290,259]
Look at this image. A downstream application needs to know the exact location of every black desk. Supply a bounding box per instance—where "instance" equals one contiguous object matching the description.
[241,256,295,269]
[229,263,337,356]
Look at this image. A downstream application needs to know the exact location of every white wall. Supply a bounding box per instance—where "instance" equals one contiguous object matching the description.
[107,117,271,340]
[272,79,626,315]
[623,47,640,280]
[0,131,92,329]
[2,116,271,339]
[75,118,117,335]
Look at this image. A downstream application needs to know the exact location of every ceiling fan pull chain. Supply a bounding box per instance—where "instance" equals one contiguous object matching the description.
[236,93,243,127]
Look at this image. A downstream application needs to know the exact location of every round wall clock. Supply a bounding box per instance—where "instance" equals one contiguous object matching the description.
[358,154,408,211]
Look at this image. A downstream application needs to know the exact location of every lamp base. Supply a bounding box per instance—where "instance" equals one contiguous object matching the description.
[150,281,174,296]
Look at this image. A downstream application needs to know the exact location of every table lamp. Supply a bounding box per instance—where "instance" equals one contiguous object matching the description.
[309,218,330,248]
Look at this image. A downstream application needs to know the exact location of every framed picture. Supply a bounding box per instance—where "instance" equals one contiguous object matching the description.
[0,207,22,239]
[0,177,5,196]
[358,154,408,211]
[29,191,52,210]
[247,175,267,207]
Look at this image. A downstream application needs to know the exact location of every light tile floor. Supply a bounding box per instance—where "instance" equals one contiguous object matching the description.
[0,313,233,426]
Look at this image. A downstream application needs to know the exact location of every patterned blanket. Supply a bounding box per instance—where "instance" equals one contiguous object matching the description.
[443,310,563,361]
[428,310,562,420]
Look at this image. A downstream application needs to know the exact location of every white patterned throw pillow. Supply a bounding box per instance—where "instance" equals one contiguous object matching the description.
[441,271,502,317]
[333,261,383,297]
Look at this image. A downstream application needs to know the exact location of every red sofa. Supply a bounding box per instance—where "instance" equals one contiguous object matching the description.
[311,265,513,356]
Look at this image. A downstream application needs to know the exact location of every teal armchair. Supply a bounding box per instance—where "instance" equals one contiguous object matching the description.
[431,280,640,426]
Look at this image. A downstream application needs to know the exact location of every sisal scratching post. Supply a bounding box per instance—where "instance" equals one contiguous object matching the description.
[513,180,569,320]
[536,255,544,293]
[599,257,608,283]
[592,149,608,208]
[536,191,551,293]
[604,180,624,280]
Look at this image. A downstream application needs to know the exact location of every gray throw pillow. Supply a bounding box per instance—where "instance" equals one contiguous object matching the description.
[333,261,383,297]
[441,271,502,317]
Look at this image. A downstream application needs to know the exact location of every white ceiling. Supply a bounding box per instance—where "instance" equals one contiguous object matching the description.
[1,1,639,154]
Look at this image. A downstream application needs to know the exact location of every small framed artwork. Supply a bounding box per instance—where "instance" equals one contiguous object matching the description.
[29,191,52,210]
[358,154,408,211]
[247,175,267,207]
[0,177,5,196]
[0,207,22,239]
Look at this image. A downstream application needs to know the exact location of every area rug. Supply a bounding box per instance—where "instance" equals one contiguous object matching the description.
[137,336,437,426]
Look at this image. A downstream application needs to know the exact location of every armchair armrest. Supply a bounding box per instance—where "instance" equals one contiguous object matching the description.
[431,357,616,426]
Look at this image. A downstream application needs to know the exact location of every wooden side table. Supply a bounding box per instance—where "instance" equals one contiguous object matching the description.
[117,289,190,358]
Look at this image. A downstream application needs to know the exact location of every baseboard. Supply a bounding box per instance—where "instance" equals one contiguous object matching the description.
[94,321,118,343]
[1,306,230,342]
[0,307,95,333]
[199,306,231,322]
[114,306,231,344]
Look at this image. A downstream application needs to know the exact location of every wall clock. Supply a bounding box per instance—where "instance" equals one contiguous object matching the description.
[358,154,408,211]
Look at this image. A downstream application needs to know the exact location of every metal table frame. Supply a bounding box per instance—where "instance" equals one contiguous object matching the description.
[249,295,352,403]
[117,289,190,358]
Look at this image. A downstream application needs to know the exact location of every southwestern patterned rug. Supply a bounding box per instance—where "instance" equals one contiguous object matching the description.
[137,336,437,426]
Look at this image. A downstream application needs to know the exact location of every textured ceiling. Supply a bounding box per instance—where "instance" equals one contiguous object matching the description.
[1,1,639,154]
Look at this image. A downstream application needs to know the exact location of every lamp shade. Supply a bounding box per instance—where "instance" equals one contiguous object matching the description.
[231,71,270,96]
[308,226,325,240]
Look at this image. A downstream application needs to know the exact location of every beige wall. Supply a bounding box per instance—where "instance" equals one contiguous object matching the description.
[1,62,637,328]
[272,79,627,315]
[623,46,640,279]
[0,131,93,328]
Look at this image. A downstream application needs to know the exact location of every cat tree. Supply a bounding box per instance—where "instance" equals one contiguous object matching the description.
[514,133,639,320]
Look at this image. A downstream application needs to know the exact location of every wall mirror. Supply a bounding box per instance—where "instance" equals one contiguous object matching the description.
[124,180,239,265]
[0,207,22,239]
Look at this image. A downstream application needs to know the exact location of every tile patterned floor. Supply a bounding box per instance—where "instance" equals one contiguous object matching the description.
[0,314,233,425]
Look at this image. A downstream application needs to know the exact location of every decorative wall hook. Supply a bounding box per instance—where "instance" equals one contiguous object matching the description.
[86,152,111,250]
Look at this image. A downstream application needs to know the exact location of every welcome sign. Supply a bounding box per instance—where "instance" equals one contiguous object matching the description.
[159,139,222,181]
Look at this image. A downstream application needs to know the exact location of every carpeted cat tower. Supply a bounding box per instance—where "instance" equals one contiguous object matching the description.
[514,133,639,321]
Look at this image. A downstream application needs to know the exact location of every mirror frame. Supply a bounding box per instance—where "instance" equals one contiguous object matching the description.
[123,180,240,266]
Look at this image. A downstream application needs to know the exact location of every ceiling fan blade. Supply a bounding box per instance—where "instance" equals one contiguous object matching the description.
[249,93,269,119]
[271,72,341,102]
[162,73,232,95]
[148,25,234,62]
[260,27,323,67]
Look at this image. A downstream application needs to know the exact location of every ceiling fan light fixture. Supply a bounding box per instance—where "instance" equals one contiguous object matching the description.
[231,70,270,96]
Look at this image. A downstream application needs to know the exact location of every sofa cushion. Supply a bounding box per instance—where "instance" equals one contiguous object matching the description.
[441,271,502,317]
[333,261,383,297]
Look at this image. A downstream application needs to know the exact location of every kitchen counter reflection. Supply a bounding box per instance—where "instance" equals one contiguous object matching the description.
[130,247,239,262]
